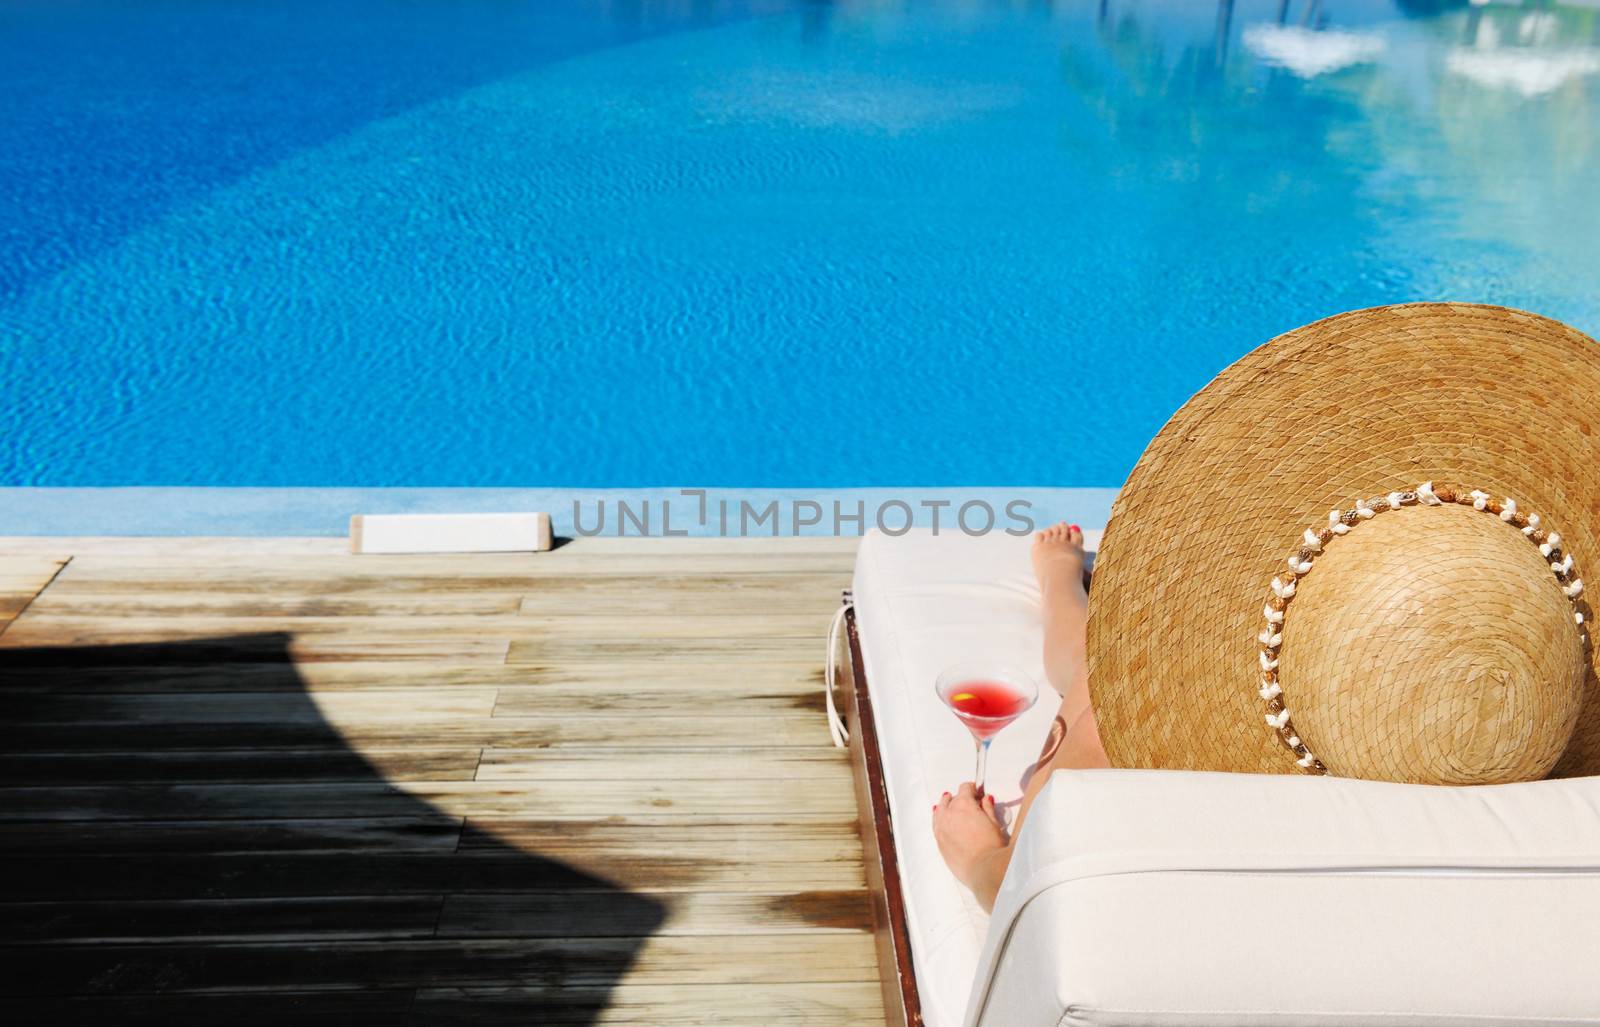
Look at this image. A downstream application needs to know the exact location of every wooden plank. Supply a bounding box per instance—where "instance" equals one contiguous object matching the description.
[25,585,841,619]
[49,553,856,582]
[4,895,446,944]
[490,683,826,717]
[0,556,66,637]
[505,639,823,664]
[436,889,872,938]
[31,570,848,598]
[0,555,71,576]
[0,934,882,994]
[14,990,415,1026]
[0,536,861,557]
[0,613,829,645]
[0,985,887,1026]
[7,689,500,724]
[459,818,862,854]
[0,848,865,900]
[3,712,829,751]
[413,981,884,1025]
[0,817,465,855]
[34,575,846,619]
[0,748,483,785]
[475,747,849,782]
[0,635,512,664]
[0,778,858,822]
[0,658,825,694]
[22,591,526,617]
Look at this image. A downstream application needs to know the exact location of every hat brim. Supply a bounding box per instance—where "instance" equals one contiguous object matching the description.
[1086,303,1600,777]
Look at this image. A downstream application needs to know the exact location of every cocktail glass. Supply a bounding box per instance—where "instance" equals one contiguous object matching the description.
[934,663,1039,796]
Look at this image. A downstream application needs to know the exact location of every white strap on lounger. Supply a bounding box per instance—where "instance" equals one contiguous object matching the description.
[825,599,850,748]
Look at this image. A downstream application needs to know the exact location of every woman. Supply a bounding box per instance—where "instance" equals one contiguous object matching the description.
[931,522,1108,912]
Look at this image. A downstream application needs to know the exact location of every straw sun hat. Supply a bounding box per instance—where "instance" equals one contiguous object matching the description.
[1086,303,1599,785]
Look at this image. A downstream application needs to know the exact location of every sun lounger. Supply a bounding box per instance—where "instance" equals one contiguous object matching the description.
[839,528,1600,1027]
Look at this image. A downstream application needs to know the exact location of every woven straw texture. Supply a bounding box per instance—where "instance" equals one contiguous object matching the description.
[1086,303,1600,779]
[1282,505,1583,783]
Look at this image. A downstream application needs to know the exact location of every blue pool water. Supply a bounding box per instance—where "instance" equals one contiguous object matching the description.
[4,0,1599,488]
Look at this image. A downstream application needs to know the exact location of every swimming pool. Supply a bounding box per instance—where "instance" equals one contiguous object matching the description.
[4,0,1599,489]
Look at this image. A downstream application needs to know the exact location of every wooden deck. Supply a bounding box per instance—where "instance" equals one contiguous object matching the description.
[0,536,881,1025]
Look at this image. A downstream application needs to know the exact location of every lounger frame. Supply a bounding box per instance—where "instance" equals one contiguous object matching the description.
[841,602,924,1027]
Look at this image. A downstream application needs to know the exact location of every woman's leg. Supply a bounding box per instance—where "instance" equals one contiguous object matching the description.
[1034,522,1093,723]
[932,523,1108,912]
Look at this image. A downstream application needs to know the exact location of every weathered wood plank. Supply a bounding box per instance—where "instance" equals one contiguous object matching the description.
[0,659,825,694]
[413,981,884,1025]
[50,553,856,583]
[475,747,848,782]
[14,990,415,1026]
[0,778,857,822]
[23,592,527,617]
[3,712,828,751]
[0,934,882,994]
[459,818,863,854]
[0,847,865,900]
[0,536,861,557]
[0,635,512,664]
[490,684,825,717]
[0,816,465,855]
[7,689,500,724]
[505,639,823,664]
[0,555,72,577]
[436,889,872,938]
[0,748,483,785]
[0,613,827,646]
[0,556,67,637]
[31,570,848,598]
[27,579,842,618]
[4,895,446,944]
[0,985,887,1027]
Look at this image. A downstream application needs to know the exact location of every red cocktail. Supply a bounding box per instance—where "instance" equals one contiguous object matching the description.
[935,664,1039,795]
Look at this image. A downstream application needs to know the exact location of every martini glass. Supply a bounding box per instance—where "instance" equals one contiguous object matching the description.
[935,663,1039,796]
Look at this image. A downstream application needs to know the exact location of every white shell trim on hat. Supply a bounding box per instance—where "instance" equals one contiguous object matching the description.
[1257,481,1589,776]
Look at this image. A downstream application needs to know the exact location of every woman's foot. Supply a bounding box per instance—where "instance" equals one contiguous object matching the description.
[1031,521,1086,594]
[1032,523,1091,702]
[932,783,1009,897]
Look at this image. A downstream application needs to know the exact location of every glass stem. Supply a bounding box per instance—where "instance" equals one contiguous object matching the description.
[974,737,992,795]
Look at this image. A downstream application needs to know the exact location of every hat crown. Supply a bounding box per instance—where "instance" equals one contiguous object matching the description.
[1280,504,1585,785]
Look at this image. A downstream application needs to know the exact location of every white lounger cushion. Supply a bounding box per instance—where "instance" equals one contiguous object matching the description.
[850,528,1600,1027]
[971,770,1600,1026]
[852,527,1101,1026]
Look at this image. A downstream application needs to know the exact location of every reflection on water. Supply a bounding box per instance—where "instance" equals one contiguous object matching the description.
[1053,0,1600,327]
[1244,24,1386,77]
[1449,2,1600,96]
[4,0,1600,488]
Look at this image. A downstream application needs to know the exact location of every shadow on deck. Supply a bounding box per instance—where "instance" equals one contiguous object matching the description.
[0,633,666,1025]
